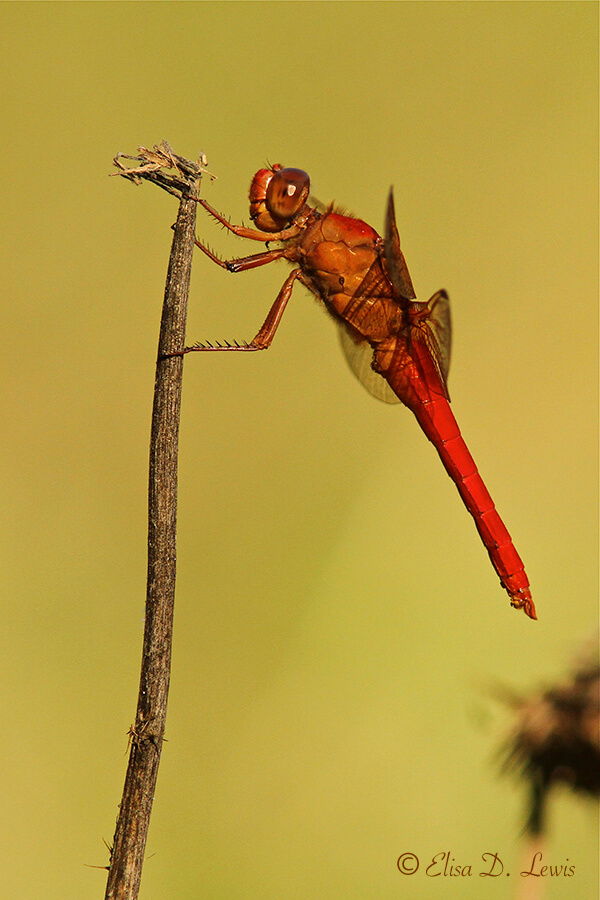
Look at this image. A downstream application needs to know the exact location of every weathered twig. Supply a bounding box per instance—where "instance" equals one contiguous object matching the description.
[103,144,206,900]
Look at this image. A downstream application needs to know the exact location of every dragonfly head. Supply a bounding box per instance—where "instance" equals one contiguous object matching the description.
[249,164,310,232]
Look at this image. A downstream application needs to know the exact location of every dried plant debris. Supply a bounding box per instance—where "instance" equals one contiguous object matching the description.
[499,639,599,835]
[111,140,215,196]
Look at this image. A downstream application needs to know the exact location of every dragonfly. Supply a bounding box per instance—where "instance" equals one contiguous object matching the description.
[180,164,536,620]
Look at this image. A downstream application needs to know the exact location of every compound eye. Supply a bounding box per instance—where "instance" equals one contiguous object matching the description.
[266,168,310,220]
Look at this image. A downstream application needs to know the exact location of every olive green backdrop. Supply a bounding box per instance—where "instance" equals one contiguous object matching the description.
[1,2,597,898]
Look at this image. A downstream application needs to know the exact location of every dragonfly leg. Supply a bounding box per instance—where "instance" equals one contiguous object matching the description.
[195,197,302,243]
[176,268,303,355]
[195,239,286,272]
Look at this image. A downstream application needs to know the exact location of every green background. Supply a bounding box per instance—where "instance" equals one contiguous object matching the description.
[1,2,597,898]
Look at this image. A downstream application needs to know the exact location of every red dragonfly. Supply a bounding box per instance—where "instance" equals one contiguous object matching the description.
[182,164,536,619]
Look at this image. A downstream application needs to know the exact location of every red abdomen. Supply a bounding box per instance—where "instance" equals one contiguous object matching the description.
[381,336,536,619]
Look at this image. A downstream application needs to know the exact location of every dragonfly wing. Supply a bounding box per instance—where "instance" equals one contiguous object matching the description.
[384,189,416,301]
[384,188,451,398]
[338,323,400,404]
[421,290,452,397]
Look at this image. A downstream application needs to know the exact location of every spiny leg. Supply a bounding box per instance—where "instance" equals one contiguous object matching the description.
[170,268,303,356]
[194,197,303,243]
[194,239,287,272]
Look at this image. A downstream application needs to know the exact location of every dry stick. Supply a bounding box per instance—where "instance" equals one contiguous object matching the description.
[104,147,202,900]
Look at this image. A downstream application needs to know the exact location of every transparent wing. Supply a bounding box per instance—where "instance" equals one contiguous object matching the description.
[420,289,452,395]
[384,187,451,397]
[384,188,416,302]
[338,324,400,404]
